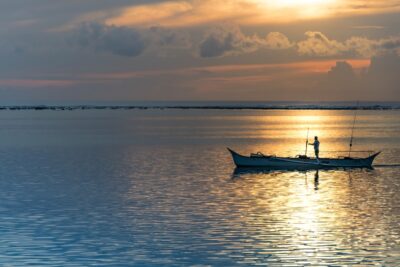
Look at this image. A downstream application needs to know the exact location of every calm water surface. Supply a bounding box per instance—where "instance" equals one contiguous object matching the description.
[0,109,399,266]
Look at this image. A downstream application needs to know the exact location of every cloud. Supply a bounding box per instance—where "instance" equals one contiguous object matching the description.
[297,31,347,56]
[317,52,400,100]
[365,52,400,97]
[1,0,399,35]
[198,27,395,59]
[298,31,400,58]
[265,32,292,49]
[199,27,249,58]
[147,26,191,48]
[105,2,194,27]
[367,54,400,96]
[327,61,356,80]
[199,34,233,58]
[68,22,192,57]
[344,36,377,58]
[59,0,400,29]
[68,22,399,61]
[71,22,145,57]
[199,27,292,58]
[378,37,400,50]
[198,28,400,59]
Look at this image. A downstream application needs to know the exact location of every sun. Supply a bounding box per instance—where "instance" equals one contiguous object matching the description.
[256,0,336,20]
[272,0,334,8]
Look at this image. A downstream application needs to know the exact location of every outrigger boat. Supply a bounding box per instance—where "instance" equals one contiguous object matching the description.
[228,106,381,169]
[228,148,380,169]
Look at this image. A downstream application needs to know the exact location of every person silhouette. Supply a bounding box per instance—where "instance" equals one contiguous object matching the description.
[308,136,320,161]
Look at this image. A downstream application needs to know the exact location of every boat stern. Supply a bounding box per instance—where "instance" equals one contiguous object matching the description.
[367,151,381,166]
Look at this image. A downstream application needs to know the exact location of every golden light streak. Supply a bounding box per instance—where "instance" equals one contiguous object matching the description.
[81,59,370,80]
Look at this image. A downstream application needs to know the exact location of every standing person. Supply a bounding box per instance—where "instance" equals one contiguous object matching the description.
[309,136,320,160]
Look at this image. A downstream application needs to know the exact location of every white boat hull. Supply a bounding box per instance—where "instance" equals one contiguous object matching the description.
[228,148,380,169]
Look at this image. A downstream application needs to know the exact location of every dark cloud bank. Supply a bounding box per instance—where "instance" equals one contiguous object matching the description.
[71,23,145,57]
[322,53,400,100]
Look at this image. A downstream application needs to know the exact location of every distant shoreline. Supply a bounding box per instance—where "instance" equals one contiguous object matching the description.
[0,105,399,111]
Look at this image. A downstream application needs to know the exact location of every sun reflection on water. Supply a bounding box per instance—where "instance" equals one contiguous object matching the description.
[226,167,399,265]
[0,109,399,266]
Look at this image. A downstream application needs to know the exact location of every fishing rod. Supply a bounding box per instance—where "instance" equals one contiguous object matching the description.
[305,127,309,157]
[348,102,359,157]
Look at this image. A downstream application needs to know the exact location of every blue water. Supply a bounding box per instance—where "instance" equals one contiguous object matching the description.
[0,109,399,266]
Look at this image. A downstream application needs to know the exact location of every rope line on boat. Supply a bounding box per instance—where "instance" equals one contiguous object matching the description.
[373,164,400,168]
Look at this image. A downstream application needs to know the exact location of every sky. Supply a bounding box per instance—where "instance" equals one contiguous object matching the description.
[0,0,400,103]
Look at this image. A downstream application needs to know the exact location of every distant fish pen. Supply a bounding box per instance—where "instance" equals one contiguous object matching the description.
[0,104,399,111]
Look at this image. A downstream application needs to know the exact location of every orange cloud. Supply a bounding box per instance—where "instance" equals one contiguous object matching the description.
[298,32,400,57]
[103,1,258,28]
[76,0,400,28]
[105,2,194,27]
[187,59,371,96]
[80,59,370,80]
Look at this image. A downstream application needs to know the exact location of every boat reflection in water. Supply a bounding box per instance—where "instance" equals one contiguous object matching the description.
[232,165,374,176]
[231,165,373,181]
[232,167,367,192]
[314,169,319,191]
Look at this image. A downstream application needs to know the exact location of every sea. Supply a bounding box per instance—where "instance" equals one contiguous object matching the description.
[0,102,400,266]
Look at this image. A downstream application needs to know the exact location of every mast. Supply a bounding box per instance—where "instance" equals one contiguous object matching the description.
[305,127,309,157]
[348,102,359,157]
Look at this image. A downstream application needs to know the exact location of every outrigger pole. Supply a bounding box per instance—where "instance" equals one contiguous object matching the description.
[305,127,310,157]
[348,102,359,157]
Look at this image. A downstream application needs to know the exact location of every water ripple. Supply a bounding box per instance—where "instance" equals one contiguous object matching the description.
[0,109,399,266]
